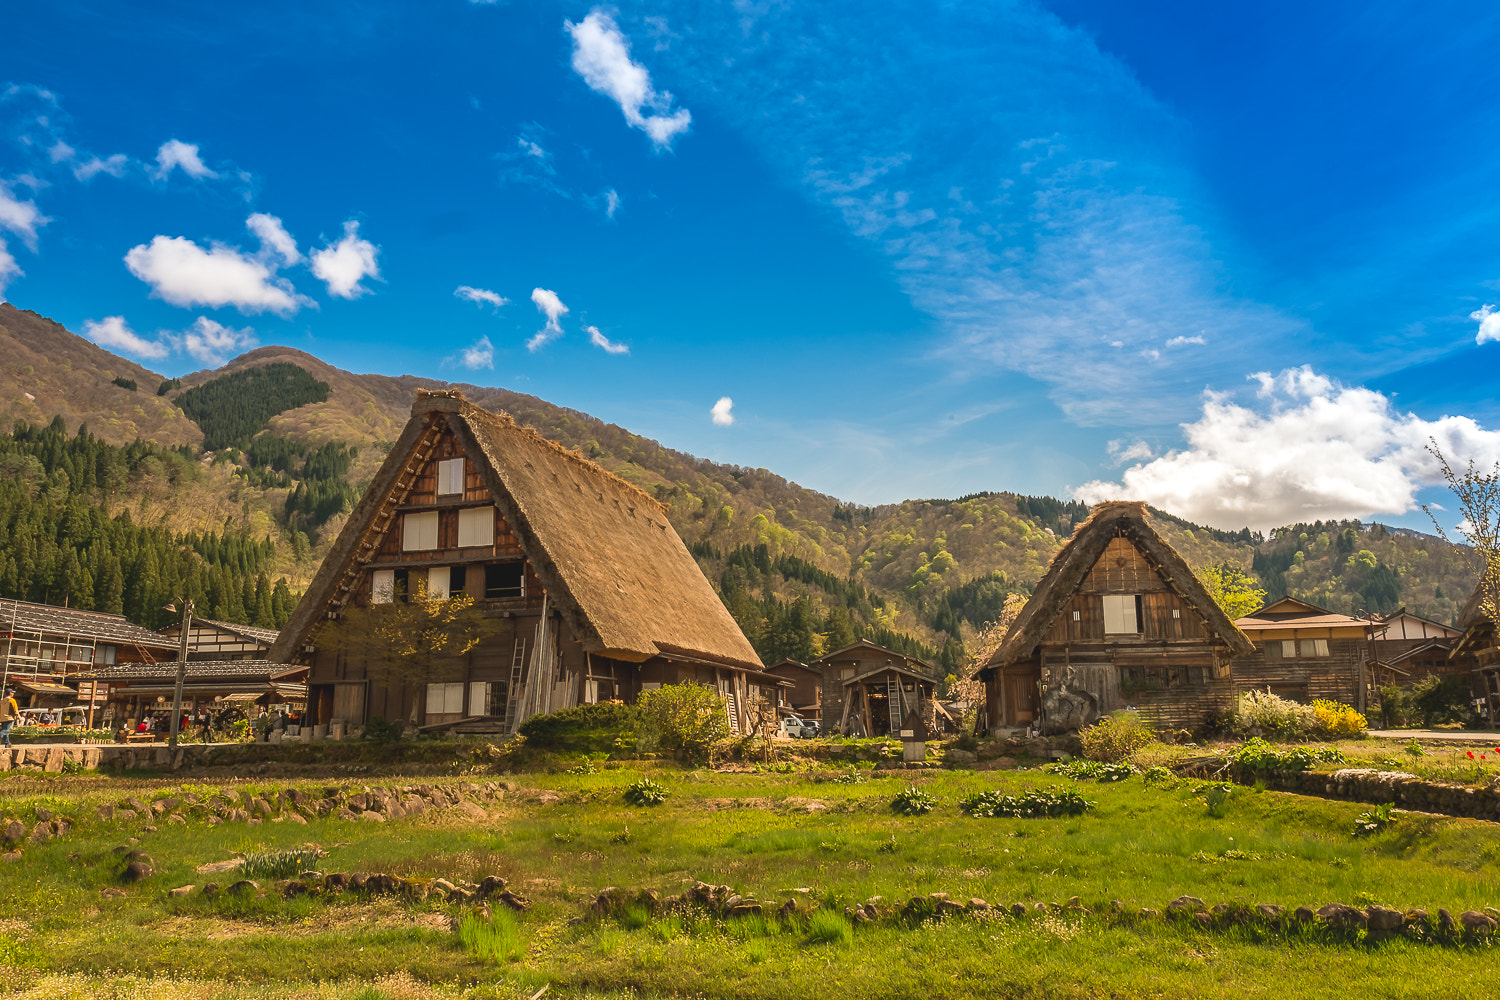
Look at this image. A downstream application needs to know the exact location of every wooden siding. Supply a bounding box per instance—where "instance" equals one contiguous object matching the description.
[1044,537,1211,644]
[1231,638,1364,705]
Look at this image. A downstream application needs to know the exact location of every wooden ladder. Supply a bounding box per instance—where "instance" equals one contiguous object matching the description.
[503,636,528,730]
[887,676,902,732]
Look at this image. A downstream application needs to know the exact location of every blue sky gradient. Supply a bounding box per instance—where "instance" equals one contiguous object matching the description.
[3,1,1498,531]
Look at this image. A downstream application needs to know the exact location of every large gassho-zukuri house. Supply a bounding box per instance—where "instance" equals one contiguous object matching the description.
[269,389,767,733]
[977,501,1255,735]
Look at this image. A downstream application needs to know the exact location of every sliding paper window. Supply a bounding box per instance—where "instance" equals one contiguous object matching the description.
[437,458,464,496]
[457,506,494,547]
[1102,594,1141,634]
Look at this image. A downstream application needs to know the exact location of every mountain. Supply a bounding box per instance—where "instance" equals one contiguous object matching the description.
[0,302,1483,658]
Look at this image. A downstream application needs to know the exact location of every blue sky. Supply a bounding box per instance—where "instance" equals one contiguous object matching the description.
[4,0,1499,532]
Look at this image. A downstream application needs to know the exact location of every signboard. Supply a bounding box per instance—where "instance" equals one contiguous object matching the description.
[76,680,108,703]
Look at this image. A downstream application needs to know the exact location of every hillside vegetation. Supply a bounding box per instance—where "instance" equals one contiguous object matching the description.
[0,306,1483,647]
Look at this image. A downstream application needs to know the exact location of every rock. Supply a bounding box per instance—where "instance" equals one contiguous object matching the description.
[126,797,149,814]
[357,810,385,823]
[202,883,220,897]
[336,809,358,822]
[937,899,965,916]
[1403,908,1428,928]
[150,801,168,816]
[1437,908,1455,933]
[96,805,115,821]
[207,816,222,826]
[115,809,137,821]
[1459,911,1497,935]
[1293,906,1316,923]
[324,873,349,892]
[227,809,249,823]
[1366,906,1404,932]
[1138,908,1160,918]
[1193,912,1212,929]
[1,851,22,862]
[1167,895,1206,912]
[252,798,273,818]
[120,860,154,882]
[968,899,990,911]
[729,903,763,918]
[946,749,977,764]
[1316,904,1367,930]
[167,814,186,825]
[34,808,53,822]
[29,823,52,843]
[3,820,24,845]
[365,874,403,895]
[497,890,532,911]
[100,888,127,899]
[168,885,195,898]
[454,801,487,820]
[281,880,307,898]
[432,878,457,895]
[227,880,260,895]
[476,875,507,898]
[1256,904,1285,920]
[1010,903,1028,917]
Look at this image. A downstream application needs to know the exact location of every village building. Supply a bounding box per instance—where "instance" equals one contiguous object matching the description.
[1452,579,1500,725]
[158,617,279,661]
[80,659,308,729]
[1231,597,1379,710]
[764,658,822,721]
[978,501,1254,735]
[0,598,181,713]
[268,389,767,734]
[816,639,942,737]
[1361,608,1462,689]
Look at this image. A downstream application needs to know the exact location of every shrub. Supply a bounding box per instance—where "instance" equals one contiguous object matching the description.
[1379,685,1414,728]
[364,716,401,743]
[1141,765,1175,786]
[1233,737,1314,773]
[1312,699,1368,739]
[111,376,137,392]
[624,777,669,807]
[1410,675,1472,728]
[519,702,639,754]
[959,786,1092,818]
[1079,712,1156,763]
[634,684,730,761]
[890,786,935,815]
[1354,802,1396,837]
[1045,759,1136,782]
[1199,784,1232,818]
[1234,690,1315,738]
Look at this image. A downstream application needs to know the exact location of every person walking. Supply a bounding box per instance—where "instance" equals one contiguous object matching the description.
[0,688,19,748]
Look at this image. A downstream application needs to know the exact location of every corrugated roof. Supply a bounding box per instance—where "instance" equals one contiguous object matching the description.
[0,598,179,650]
[271,390,763,671]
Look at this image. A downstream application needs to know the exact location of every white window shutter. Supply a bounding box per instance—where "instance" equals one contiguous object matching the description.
[371,569,395,604]
[458,506,495,547]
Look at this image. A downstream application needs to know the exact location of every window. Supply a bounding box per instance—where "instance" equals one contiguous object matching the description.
[1264,640,1296,659]
[100,644,116,665]
[425,568,451,600]
[425,682,465,715]
[1102,594,1140,634]
[402,511,439,551]
[457,506,494,547]
[1301,638,1330,657]
[449,566,467,598]
[437,458,464,496]
[484,562,524,599]
[371,568,395,604]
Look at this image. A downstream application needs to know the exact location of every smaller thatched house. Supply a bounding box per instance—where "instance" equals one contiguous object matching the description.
[978,501,1254,735]
[269,389,767,733]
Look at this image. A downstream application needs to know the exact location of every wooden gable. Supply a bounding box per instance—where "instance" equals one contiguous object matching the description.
[1043,535,1213,644]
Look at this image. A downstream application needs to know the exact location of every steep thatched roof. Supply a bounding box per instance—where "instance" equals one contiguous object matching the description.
[983,501,1254,669]
[271,390,762,671]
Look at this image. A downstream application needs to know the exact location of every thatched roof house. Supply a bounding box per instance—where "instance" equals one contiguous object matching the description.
[272,389,765,733]
[979,501,1253,734]
[1454,573,1500,723]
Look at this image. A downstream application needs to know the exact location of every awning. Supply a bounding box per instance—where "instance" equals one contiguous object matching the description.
[14,680,78,697]
[220,692,262,703]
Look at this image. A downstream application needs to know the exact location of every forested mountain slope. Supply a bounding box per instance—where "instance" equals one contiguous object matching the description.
[0,305,1483,660]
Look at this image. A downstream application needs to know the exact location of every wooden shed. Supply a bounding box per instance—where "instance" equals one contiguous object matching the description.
[268,389,767,734]
[815,640,941,736]
[977,501,1254,735]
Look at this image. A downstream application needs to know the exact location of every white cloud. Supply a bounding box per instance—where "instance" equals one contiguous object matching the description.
[455,285,508,309]
[124,235,306,316]
[1470,304,1500,345]
[527,287,569,351]
[82,315,169,360]
[565,9,692,149]
[73,154,128,181]
[178,316,257,366]
[152,139,218,181]
[246,212,301,266]
[518,136,548,161]
[0,239,21,299]
[1165,334,1206,347]
[1074,365,1500,531]
[1108,439,1154,464]
[460,335,495,369]
[48,141,74,163]
[309,221,380,299]
[604,188,621,219]
[711,397,735,426]
[587,325,629,355]
[0,179,49,251]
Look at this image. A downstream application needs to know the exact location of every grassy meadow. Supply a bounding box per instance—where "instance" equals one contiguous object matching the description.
[0,756,1497,1000]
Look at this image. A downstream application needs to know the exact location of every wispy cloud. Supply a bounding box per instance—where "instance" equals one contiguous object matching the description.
[603,188,620,219]
[587,325,628,354]
[151,139,218,181]
[528,287,568,351]
[1165,334,1206,347]
[566,9,691,149]
[82,315,169,360]
[179,316,257,366]
[0,178,49,251]
[460,335,494,369]
[1075,365,1500,530]
[247,212,301,266]
[0,240,20,299]
[455,285,508,309]
[310,221,380,299]
[711,396,734,426]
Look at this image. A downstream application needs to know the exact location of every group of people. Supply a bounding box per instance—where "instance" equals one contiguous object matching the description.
[125,705,250,741]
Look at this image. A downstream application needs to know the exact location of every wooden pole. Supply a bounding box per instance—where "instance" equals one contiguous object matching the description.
[168,600,194,750]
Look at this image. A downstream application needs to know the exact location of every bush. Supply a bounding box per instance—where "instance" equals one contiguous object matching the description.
[363,717,401,743]
[1079,712,1156,763]
[1312,699,1367,739]
[959,786,1092,818]
[1233,690,1315,738]
[1233,737,1314,773]
[624,777,669,807]
[1353,802,1396,837]
[519,702,639,754]
[1379,685,1414,728]
[1410,675,1472,728]
[890,786,935,815]
[1045,759,1136,782]
[634,684,730,761]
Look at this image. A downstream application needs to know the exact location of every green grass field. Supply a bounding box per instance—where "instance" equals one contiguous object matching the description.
[1,755,1497,999]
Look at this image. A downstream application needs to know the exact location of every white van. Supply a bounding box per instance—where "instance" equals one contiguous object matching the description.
[15,706,89,728]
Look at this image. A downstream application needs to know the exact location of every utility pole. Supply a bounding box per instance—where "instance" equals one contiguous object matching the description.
[167,599,194,750]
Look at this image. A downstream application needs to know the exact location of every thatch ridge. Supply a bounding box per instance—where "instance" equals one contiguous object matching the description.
[983,501,1254,669]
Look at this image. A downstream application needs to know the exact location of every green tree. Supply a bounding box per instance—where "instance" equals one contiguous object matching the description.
[1199,562,1267,620]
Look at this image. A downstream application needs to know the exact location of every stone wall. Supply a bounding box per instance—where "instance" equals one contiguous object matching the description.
[1223,765,1500,822]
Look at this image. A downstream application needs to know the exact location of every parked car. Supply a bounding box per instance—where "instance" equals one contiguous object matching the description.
[780,716,818,739]
[15,706,89,728]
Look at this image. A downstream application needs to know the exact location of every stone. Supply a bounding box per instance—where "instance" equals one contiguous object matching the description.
[168,885,195,898]
[34,808,53,822]
[1138,908,1160,918]
[454,800,488,820]
[167,814,186,826]
[729,903,763,918]
[1365,906,1404,932]
[3,820,24,845]
[29,823,52,843]
[1437,909,1455,933]
[946,749,977,764]
[252,798,273,818]
[1316,904,1367,930]
[357,810,385,823]
[96,805,115,821]
[1166,895,1206,912]
[115,809,136,821]
[497,890,532,911]
[1,851,21,862]
[120,860,154,882]
[1460,911,1497,935]
[432,878,457,895]
[1293,906,1316,923]
[324,873,349,892]
[1193,912,1212,929]
[202,883,221,897]
[476,875,507,898]
[227,880,260,895]
[100,888,127,899]
[1255,904,1285,920]
[968,899,989,911]
[150,801,168,816]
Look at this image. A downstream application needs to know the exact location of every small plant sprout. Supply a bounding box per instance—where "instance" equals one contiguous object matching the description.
[1199,784,1232,819]
[624,777,669,806]
[891,786,936,816]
